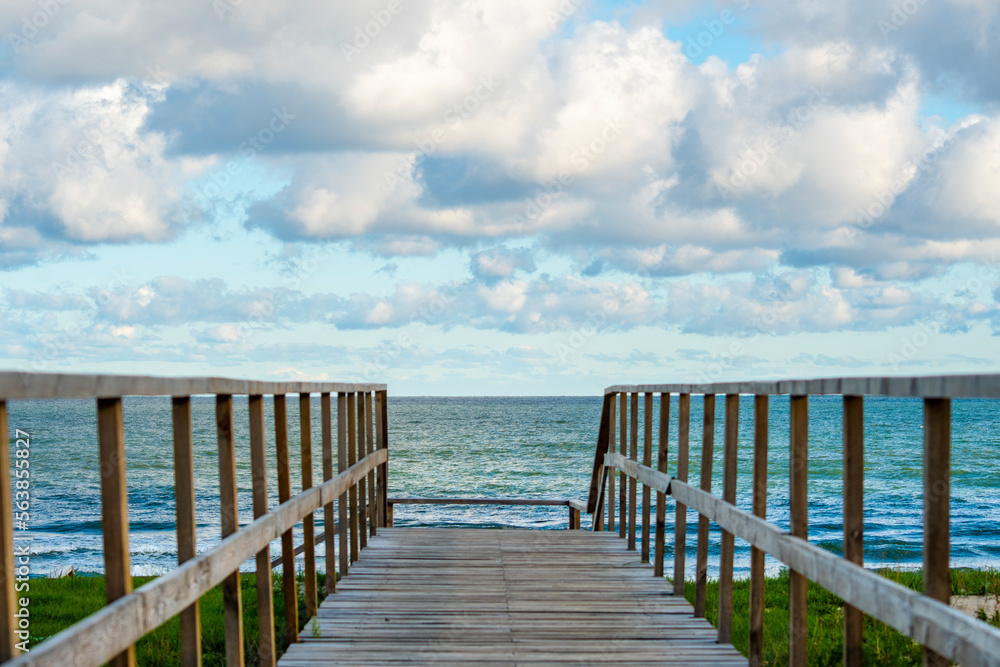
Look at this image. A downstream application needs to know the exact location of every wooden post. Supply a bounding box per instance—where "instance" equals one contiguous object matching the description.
[694,393,715,618]
[386,502,394,527]
[718,394,739,644]
[336,393,349,578]
[374,390,387,528]
[97,397,136,667]
[346,393,359,564]
[654,393,670,577]
[300,393,318,619]
[923,398,951,667]
[248,395,276,667]
[749,395,769,667]
[274,394,297,644]
[607,394,617,533]
[0,402,18,662]
[569,506,580,530]
[628,392,638,551]
[172,397,201,667]
[843,395,864,667]
[789,394,809,667]
[356,393,367,551]
[321,393,338,592]
[619,391,627,539]
[216,395,244,667]
[673,393,690,596]
[641,393,653,562]
[365,391,377,538]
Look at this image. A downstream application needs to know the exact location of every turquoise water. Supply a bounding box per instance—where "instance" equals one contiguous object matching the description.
[7,395,1000,579]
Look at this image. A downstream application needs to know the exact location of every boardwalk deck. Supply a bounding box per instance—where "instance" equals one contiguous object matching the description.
[279,528,747,666]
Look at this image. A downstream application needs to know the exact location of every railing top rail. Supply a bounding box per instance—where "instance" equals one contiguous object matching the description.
[0,372,386,400]
[606,373,1000,398]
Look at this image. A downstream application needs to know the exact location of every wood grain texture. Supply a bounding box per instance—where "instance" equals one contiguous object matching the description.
[628,392,638,552]
[374,390,387,528]
[97,397,135,667]
[216,395,243,667]
[694,394,715,618]
[322,392,337,594]
[278,528,747,667]
[586,393,615,515]
[607,394,617,533]
[347,393,359,563]
[274,394,298,644]
[337,393,350,578]
[603,374,1000,399]
[843,395,864,667]
[673,394,690,596]
[717,394,739,644]
[249,395,277,667]
[619,392,627,540]
[356,393,367,551]
[171,397,201,667]
[923,398,951,667]
[0,402,17,661]
[749,395,768,667]
[299,392,318,619]
[789,395,809,667]
[365,391,376,539]
[605,454,1000,665]
[654,393,669,577]
[1,448,385,667]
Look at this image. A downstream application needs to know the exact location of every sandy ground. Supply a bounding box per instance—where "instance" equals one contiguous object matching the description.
[952,595,1000,619]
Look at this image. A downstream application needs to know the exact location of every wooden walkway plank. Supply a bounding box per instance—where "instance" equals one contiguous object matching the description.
[279,528,746,666]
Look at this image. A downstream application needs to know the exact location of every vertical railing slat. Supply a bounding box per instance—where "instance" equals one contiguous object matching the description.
[694,393,715,618]
[923,397,951,667]
[673,393,690,596]
[172,397,201,667]
[628,392,638,551]
[654,393,670,577]
[749,394,769,667]
[365,391,377,538]
[789,394,809,667]
[249,395,276,667]
[717,393,739,644]
[374,391,386,528]
[97,397,136,667]
[337,393,350,579]
[607,393,617,533]
[619,392,627,539]
[0,401,18,662]
[300,393,318,618]
[356,394,368,551]
[274,394,297,644]
[347,393,359,563]
[641,392,653,561]
[843,395,864,666]
[321,393,337,592]
[216,394,244,667]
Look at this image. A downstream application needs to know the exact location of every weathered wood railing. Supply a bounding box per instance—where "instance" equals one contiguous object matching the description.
[587,375,1000,667]
[0,372,388,667]
[386,497,587,529]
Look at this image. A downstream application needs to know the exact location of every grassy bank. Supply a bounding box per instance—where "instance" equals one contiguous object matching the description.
[24,571,331,666]
[681,567,1000,665]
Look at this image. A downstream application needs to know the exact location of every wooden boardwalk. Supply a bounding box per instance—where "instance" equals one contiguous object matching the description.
[279,528,747,665]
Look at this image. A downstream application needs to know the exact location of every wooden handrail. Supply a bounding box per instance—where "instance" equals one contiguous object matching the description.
[605,374,1000,398]
[601,452,1000,664]
[0,372,384,399]
[590,376,1000,666]
[5,450,386,667]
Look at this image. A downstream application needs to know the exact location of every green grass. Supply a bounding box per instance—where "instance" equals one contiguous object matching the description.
[24,571,332,666]
[677,567,1000,666]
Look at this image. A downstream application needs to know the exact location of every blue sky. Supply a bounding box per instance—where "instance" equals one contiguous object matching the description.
[1,0,999,395]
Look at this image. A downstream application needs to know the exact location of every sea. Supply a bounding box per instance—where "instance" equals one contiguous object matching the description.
[8,395,1000,580]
